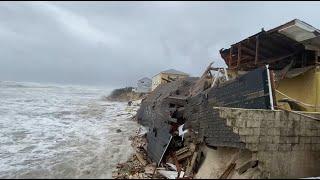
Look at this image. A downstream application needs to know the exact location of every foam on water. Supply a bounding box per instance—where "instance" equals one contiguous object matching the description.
[0,81,139,178]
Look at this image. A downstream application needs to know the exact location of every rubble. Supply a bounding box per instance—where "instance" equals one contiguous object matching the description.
[114,19,320,179]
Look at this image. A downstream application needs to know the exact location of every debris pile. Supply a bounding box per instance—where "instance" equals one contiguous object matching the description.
[112,128,164,179]
[114,19,320,179]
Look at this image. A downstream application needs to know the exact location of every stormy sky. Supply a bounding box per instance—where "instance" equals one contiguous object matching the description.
[0,1,320,88]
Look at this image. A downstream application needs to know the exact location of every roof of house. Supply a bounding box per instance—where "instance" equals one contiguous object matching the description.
[160,69,189,76]
[219,19,320,71]
[138,77,151,82]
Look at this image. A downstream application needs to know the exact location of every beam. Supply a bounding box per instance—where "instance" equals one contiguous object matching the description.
[255,35,259,65]
[242,42,270,59]
[229,46,233,68]
[259,38,290,56]
[241,46,256,56]
[229,53,296,70]
[239,45,267,60]
[237,43,241,68]
[264,33,295,52]
[260,53,296,65]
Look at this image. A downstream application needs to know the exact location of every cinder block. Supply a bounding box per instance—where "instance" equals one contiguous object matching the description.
[292,144,304,151]
[252,128,260,136]
[293,127,301,136]
[238,128,253,136]
[288,120,294,129]
[280,128,295,136]
[306,129,318,136]
[279,137,299,144]
[267,128,280,136]
[261,120,274,127]
[271,136,280,144]
[311,144,320,151]
[304,144,312,150]
[305,121,312,129]
[236,118,246,128]
[246,143,258,151]
[247,119,261,128]
[238,111,249,120]
[260,128,268,136]
[300,137,311,144]
[245,136,260,143]
[309,122,319,130]
[311,137,320,143]
[288,112,301,122]
[280,111,289,121]
[265,144,278,151]
[259,136,273,143]
[279,120,288,128]
[253,111,267,121]
[300,128,308,137]
[278,144,292,151]
[226,118,232,126]
[274,112,281,121]
[258,143,268,151]
[312,130,319,137]
[274,119,281,128]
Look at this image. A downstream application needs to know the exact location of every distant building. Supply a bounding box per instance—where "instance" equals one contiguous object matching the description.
[151,69,189,91]
[134,77,152,93]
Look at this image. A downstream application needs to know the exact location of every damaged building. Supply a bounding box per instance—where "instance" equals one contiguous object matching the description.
[123,19,320,179]
[219,19,320,112]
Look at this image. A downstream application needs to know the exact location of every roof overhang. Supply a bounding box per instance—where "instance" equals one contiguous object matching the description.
[274,19,320,48]
[220,19,320,71]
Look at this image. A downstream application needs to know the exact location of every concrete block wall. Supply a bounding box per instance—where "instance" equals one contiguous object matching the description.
[215,107,320,178]
[216,107,320,152]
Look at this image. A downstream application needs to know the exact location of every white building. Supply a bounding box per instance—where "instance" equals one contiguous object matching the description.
[151,69,189,91]
[134,77,152,93]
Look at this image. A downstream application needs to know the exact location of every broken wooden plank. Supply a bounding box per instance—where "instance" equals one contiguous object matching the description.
[175,146,190,155]
[185,151,198,177]
[172,153,182,178]
[136,152,147,166]
[167,96,188,100]
[219,150,240,179]
[177,151,193,162]
[219,163,236,179]
[237,160,258,175]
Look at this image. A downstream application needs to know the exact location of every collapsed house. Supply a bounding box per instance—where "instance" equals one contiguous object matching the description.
[132,19,320,179]
[219,19,320,112]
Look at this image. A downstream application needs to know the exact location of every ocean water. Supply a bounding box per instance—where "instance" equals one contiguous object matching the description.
[0,81,139,178]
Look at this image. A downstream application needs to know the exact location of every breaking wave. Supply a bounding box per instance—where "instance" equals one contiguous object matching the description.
[0,81,139,178]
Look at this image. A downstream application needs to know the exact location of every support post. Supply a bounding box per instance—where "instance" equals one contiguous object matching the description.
[229,46,233,68]
[237,44,241,68]
[255,35,259,65]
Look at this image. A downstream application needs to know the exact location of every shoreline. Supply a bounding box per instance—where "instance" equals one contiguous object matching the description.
[111,99,164,179]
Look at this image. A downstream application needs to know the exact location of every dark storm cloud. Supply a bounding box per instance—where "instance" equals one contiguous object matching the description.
[0,1,320,88]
